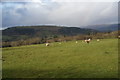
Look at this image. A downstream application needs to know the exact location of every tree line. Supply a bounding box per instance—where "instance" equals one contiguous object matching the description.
[1,31,118,48]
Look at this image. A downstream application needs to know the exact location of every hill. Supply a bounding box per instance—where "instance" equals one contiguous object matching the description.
[84,24,118,32]
[2,25,98,42]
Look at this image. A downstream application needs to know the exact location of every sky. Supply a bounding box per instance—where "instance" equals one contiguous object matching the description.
[0,0,119,29]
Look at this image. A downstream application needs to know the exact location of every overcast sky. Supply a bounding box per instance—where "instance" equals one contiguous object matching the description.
[1,0,119,29]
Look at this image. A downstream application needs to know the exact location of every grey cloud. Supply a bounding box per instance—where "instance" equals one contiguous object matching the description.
[48,2,118,27]
[2,2,118,28]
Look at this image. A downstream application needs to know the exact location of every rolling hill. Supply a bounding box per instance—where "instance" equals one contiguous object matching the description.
[85,24,119,32]
[2,23,119,42]
[2,25,98,42]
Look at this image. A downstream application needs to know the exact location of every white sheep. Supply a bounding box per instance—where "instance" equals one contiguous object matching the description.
[45,43,49,46]
[118,36,120,39]
[76,41,78,43]
[85,38,91,43]
[97,39,100,42]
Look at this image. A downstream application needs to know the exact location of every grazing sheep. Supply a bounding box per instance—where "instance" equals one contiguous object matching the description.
[118,35,120,39]
[76,41,78,43]
[85,38,91,43]
[97,39,100,42]
[45,43,49,46]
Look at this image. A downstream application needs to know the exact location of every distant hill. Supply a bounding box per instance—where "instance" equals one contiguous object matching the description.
[84,24,118,32]
[2,25,98,42]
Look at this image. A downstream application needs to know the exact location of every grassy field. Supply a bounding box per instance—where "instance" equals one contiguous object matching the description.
[2,39,118,78]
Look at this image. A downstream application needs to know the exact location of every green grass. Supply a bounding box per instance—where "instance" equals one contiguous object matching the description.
[2,39,118,78]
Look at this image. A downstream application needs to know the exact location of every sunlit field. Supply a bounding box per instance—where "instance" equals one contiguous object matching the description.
[2,39,118,78]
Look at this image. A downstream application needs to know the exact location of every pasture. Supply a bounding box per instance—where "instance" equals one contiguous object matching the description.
[2,39,118,78]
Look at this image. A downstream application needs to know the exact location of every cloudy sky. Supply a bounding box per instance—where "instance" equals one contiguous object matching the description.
[1,0,119,29]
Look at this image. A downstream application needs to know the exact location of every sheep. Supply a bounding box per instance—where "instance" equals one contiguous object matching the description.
[118,35,120,39]
[97,39,100,42]
[45,42,50,46]
[76,41,78,43]
[84,38,91,43]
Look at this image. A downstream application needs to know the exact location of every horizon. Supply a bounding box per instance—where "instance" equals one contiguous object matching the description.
[1,23,119,31]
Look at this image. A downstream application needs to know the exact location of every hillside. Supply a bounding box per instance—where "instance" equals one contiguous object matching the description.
[2,25,98,42]
[84,24,118,32]
[3,39,118,78]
